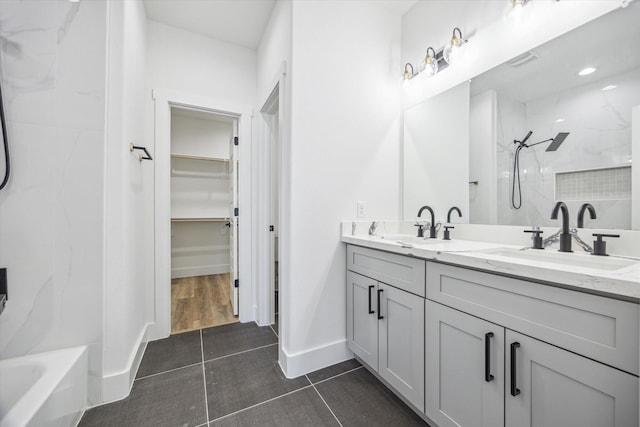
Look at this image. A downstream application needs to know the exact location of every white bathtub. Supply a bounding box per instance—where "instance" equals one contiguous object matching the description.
[0,347,87,427]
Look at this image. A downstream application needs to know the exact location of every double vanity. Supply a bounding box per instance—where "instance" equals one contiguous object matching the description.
[343,222,639,427]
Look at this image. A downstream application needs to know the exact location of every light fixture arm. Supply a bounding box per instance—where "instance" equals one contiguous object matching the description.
[425,47,436,60]
[452,27,462,41]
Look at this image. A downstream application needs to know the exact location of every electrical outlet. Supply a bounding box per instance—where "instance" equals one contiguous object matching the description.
[357,201,366,218]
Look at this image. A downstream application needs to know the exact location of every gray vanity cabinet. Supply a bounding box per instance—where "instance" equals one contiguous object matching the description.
[505,330,639,427]
[346,245,425,412]
[425,301,504,427]
[426,262,639,427]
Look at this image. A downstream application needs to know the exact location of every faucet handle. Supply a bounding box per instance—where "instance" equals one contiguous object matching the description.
[443,226,454,241]
[592,233,619,256]
[524,229,544,250]
[414,222,425,238]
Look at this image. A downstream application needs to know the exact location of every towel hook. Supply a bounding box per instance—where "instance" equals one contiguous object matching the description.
[129,143,153,161]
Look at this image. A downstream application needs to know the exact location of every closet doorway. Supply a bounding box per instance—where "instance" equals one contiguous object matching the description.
[169,107,239,334]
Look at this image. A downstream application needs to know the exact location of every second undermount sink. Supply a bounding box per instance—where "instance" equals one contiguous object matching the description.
[481,247,637,272]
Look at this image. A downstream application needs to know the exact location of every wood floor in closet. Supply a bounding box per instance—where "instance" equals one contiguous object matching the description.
[171,273,238,334]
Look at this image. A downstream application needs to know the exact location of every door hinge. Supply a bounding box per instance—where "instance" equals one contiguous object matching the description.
[234,136,239,146]
[269,225,274,231]
[234,279,239,288]
[234,207,239,217]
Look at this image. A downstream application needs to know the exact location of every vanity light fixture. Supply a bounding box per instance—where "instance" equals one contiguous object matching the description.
[602,85,617,91]
[443,27,464,64]
[421,47,438,77]
[511,0,530,7]
[578,67,596,76]
[403,63,416,81]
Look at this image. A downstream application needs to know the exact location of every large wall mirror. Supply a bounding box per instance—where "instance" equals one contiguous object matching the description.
[403,2,639,230]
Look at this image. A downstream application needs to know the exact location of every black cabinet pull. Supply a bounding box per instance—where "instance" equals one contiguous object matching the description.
[485,332,494,382]
[377,289,384,320]
[510,342,521,396]
[368,285,375,314]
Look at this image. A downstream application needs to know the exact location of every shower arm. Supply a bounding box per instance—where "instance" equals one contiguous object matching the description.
[522,138,553,148]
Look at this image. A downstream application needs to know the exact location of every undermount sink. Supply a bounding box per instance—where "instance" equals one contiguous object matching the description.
[481,248,637,271]
[379,234,439,245]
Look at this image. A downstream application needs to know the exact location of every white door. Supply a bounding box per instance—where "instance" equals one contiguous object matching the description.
[377,283,425,412]
[425,301,504,427]
[506,330,639,427]
[229,122,239,316]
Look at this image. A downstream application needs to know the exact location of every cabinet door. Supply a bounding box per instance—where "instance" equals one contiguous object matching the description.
[346,271,378,369]
[378,283,425,411]
[426,301,504,427]
[506,330,639,427]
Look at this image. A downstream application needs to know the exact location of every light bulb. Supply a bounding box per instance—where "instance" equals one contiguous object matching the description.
[421,47,438,77]
[443,28,463,64]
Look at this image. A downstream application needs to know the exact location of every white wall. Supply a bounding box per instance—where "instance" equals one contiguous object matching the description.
[282,0,402,376]
[0,0,107,405]
[102,0,152,403]
[146,21,256,105]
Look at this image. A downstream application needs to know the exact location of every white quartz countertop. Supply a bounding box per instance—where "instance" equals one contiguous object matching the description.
[342,233,640,303]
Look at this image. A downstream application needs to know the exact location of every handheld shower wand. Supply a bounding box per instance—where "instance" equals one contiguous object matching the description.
[511,131,569,209]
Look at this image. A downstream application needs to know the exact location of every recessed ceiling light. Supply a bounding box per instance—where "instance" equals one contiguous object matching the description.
[602,85,617,91]
[578,67,596,76]
[555,118,565,123]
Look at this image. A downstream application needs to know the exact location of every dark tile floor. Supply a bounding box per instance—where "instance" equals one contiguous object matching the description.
[79,322,428,427]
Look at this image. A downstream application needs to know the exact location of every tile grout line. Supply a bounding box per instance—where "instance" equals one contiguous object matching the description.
[204,342,278,364]
[200,329,211,425]
[208,384,315,423]
[312,365,364,386]
[307,374,344,427]
[269,323,278,337]
[135,360,204,381]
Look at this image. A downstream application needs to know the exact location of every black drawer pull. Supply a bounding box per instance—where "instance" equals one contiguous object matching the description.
[485,332,494,382]
[368,285,375,314]
[377,289,384,320]
[510,342,521,396]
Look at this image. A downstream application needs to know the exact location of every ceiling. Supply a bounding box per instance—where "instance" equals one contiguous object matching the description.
[143,0,277,50]
[143,0,418,50]
[470,1,640,103]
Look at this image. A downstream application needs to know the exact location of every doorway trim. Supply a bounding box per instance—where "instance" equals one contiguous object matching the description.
[149,89,253,340]
[256,63,288,331]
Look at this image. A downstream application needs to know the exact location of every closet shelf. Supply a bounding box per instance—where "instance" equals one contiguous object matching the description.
[171,153,229,162]
[171,217,230,223]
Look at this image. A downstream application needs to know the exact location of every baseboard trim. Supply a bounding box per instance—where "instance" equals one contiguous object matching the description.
[171,265,230,279]
[101,323,149,404]
[280,339,353,379]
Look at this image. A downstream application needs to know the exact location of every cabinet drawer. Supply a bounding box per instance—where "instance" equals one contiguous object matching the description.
[426,262,639,375]
[347,245,425,297]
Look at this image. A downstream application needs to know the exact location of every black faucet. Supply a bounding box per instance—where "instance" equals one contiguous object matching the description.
[550,201,572,252]
[417,205,437,238]
[447,206,462,223]
[577,203,596,228]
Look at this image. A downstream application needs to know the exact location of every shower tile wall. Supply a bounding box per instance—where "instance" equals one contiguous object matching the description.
[0,0,106,404]
[495,66,638,229]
